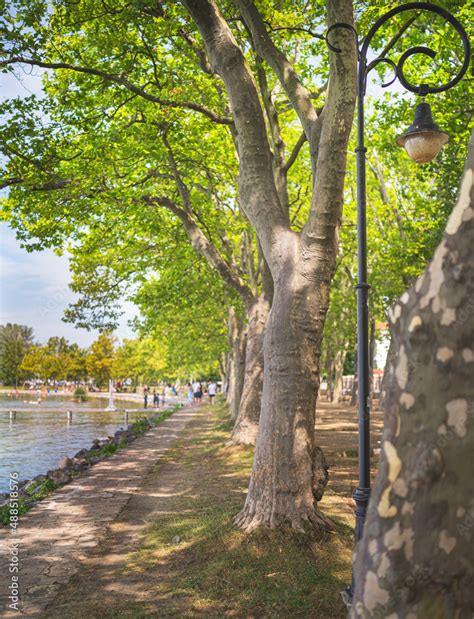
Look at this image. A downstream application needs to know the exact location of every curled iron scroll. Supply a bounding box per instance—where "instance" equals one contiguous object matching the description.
[325,22,359,57]
[365,57,398,89]
[325,3,471,97]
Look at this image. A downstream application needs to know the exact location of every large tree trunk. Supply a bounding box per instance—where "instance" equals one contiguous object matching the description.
[184,0,356,531]
[231,294,270,445]
[352,130,474,616]
[235,244,334,531]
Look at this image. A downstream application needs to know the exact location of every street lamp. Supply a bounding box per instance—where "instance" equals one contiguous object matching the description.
[326,2,470,604]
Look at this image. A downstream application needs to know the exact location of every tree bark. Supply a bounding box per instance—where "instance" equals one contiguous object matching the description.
[352,130,474,617]
[378,335,394,411]
[226,307,247,420]
[234,245,336,531]
[231,293,270,445]
[333,349,346,403]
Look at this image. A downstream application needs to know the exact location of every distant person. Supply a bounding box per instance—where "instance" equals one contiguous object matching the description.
[143,385,148,409]
[153,389,159,408]
[194,382,203,406]
[207,381,217,405]
[161,386,166,406]
[187,383,194,406]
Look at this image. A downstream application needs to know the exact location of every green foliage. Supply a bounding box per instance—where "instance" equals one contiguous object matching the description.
[20,336,88,382]
[0,323,33,386]
[0,0,471,380]
[86,331,116,387]
[73,385,87,401]
[114,337,167,386]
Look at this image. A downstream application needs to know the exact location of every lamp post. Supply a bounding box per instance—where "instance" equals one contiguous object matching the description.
[326,2,470,604]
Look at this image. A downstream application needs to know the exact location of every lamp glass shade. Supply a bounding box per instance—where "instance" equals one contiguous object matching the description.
[396,102,450,164]
[399,130,449,164]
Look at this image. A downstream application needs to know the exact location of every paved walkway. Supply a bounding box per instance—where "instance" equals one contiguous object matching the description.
[0,406,195,617]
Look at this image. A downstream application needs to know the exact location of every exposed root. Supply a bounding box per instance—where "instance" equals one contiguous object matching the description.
[230,421,259,446]
[234,503,333,534]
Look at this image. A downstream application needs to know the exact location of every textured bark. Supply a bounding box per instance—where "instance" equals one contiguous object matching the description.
[226,307,247,420]
[352,130,474,617]
[184,0,356,531]
[378,335,394,411]
[231,294,270,445]
[234,241,338,531]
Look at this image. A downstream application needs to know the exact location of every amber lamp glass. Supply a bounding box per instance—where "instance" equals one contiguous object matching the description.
[396,101,450,164]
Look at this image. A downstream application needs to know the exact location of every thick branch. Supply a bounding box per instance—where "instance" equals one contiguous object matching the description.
[1,56,233,125]
[143,195,254,305]
[256,62,289,213]
[182,0,291,272]
[234,0,320,146]
[302,0,357,253]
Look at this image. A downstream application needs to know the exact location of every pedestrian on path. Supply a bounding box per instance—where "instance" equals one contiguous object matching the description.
[207,381,217,405]
[187,383,194,406]
[153,389,159,408]
[144,384,148,409]
[193,381,202,405]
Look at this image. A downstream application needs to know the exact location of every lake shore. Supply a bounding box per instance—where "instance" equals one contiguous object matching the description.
[0,405,196,617]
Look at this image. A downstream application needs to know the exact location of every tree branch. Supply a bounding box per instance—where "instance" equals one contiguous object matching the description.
[1,56,233,125]
[302,0,357,250]
[282,132,307,173]
[234,0,320,145]
[182,0,291,272]
[143,195,254,305]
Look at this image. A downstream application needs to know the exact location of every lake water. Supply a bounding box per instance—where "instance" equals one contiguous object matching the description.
[0,394,152,494]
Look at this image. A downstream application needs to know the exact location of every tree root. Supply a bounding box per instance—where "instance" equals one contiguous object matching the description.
[230,420,259,446]
[234,503,333,534]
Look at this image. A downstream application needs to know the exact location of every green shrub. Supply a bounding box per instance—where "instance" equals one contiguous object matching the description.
[74,386,87,401]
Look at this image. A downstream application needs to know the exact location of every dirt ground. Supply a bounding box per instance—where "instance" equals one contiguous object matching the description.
[316,400,384,496]
[40,402,383,618]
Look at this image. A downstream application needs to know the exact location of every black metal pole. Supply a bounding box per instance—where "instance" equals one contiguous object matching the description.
[354,55,371,551]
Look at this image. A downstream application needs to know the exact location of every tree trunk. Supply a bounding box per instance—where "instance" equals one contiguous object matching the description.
[235,251,333,531]
[184,0,356,531]
[378,334,394,411]
[226,307,247,420]
[352,130,474,617]
[231,294,270,445]
[333,349,346,403]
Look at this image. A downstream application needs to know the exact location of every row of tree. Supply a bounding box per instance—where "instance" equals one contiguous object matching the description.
[0,326,171,388]
[1,3,472,610]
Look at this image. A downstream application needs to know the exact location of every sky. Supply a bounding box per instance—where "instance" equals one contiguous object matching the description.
[0,68,137,346]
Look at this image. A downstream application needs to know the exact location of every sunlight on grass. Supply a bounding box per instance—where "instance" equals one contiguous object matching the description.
[122,402,353,617]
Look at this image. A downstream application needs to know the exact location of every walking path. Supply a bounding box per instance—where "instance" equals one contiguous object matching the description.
[0,406,195,617]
